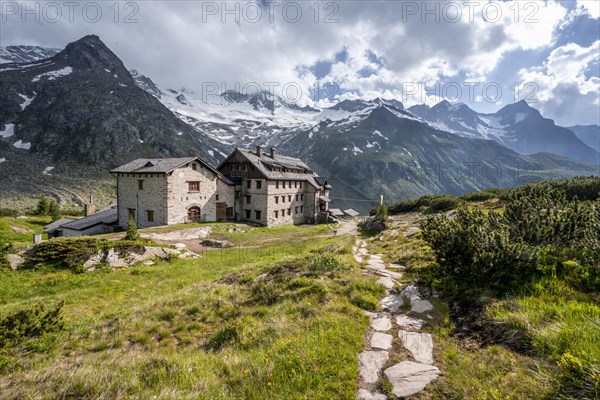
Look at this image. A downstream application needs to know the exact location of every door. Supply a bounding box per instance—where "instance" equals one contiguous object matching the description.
[216,203,227,221]
[187,206,201,222]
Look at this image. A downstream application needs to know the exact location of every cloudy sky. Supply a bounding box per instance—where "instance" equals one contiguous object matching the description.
[1,0,599,125]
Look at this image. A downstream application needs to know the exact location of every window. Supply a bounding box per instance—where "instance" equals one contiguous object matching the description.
[226,207,234,218]
[216,194,220,201]
[300,181,303,188]
[274,210,279,218]
[288,195,292,202]
[128,208,135,220]
[138,180,144,190]
[245,209,251,219]
[281,209,285,216]
[295,194,299,201]
[255,210,262,220]
[288,181,292,188]
[282,196,285,203]
[294,181,298,188]
[275,196,279,204]
[300,206,303,213]
[191,163,197,170]
[276,181,279,189]
[287,208,291,216]
[256,180,262,189]
[245,195,251,204]
[146,210,154,222]
[282,181,286,189]
[295,206,298,214]
[247,180,251,189]
[189,181,200,192]
[301,194,304,201]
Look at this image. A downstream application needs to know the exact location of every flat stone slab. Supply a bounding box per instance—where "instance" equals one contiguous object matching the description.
[370,314,392,331]
[411,299,434,313]
[354,255,364,263]
[403,226,421,237]
[396,315,426,331]
[376,276,395,289]
[380,295,403,313]
[399,330,434,364]
[370,332,393,350]
[358,351,389,384]
[376,269,403,280]
[388,263,406,270]
[356,389,387,400]
[384,361,440,398]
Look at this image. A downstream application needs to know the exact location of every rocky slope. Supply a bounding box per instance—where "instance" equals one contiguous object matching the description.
[0,36,228,197]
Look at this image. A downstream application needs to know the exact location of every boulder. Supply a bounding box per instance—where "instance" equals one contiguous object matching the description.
[6,254,23,270]
[356,389,387,400]
[360,217,387,232]
[201,239,231,248]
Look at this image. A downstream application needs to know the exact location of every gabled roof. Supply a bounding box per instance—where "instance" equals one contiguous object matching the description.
[343,209,360,217]
[61,205,118,231]
[43,218,77,232]
[218,148,328,188]
[111,157,234,185]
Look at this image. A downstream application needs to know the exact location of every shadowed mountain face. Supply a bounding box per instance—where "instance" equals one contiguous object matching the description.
[276,105,598,212]
[0,35,228,195]
[408,100,600,165]
[0,37,597,211]
[568,125,600,152]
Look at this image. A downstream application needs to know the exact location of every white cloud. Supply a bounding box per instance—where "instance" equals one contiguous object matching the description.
[519,40,600,125]
[577,0,600,19]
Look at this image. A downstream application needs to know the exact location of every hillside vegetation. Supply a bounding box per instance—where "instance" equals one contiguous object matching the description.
[380,176,599,399]
[0,223,384,399]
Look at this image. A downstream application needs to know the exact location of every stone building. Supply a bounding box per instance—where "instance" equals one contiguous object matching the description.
[110,148,330,229]
[111,157,235,229]
[217,147,331,227]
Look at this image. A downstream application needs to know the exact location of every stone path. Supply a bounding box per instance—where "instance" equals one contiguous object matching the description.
[354,239,439,399]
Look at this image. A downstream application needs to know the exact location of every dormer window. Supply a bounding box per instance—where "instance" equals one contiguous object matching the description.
[192,163,197,170]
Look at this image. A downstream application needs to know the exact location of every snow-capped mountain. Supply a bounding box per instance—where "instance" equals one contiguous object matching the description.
[0,45,61,64]
[408,100,599,164]
[1,37,597,211]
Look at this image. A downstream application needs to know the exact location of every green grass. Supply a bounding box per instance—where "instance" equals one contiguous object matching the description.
[385,209,600,399]
[0,223,381,399]
[0,216,51,244]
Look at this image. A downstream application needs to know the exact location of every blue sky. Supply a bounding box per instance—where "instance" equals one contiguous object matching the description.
[1,0,599,125]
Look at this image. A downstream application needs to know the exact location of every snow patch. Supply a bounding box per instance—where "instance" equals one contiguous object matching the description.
[13,140,31,150]
[42,166,54,175]
[514,113,527,123]
[352,146,363,155]
[138,138,144,143]
[177,131,183,136]
[208,150,215,157]
[32,66,73,82]
[373,130,388,140]
[0,158,6,163]
[0,124,15,138]
[19,94,35,111]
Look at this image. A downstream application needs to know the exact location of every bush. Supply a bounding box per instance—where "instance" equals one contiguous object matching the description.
[124,216,140,241]
[309,252,342,273]
[418,194,462,212]
[388,199,418,214]
[0,208,18,217]
[0,301,64,349]
[461,188,505,202]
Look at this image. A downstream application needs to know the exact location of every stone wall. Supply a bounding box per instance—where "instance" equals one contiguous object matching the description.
[117,173,168,229]
[166,161,235,224]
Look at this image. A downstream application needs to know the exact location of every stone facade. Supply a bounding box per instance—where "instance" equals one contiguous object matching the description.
[113,149,330,229]
[218,147,331,228]
[114,159,235,229]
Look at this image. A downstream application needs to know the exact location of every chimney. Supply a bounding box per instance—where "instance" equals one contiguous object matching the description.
[84,195,96,217]
[270,147,276,158]
[256,145,263,157]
